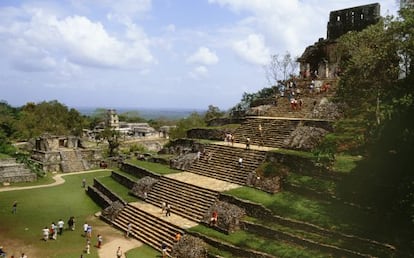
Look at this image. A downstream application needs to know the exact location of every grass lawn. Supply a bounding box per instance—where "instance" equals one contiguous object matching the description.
[0,170,109,257]
[189,225,326,258]
[225,187,381,238]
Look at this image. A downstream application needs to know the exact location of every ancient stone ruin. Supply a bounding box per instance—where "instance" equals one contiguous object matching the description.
[298,3,381,80]
[31,134,102,173]
[0,158,37,183]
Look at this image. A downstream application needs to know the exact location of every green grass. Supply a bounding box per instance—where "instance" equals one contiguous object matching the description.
[189,225,326,258]
[126,159,181,175]
[225,187,375,237]
[0,153,11,159]
[97,176,138,203]
[0,170,110,257]
[286,173,337,194]
[332,154,362,173]
[125,244,160,257]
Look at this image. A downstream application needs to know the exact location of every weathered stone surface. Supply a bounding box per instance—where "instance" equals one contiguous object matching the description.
[101,200,124,221]
[0,158,37,183]
[327,3,380,40]
[284,126,329,151]
[169,153,197,170]
[311,97,343,120]
[202,201,245,233]
[130,176,159,199]
[171,235,208,258]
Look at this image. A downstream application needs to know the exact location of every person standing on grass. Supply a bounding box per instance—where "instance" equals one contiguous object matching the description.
[86,224,92,238]
[68,216,75,231]
[57,219,64,235]
[42,226,49,241]
[12,201,17,214]
[83,222,88,237]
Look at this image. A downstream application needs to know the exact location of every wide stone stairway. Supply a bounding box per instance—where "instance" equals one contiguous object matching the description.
[233,117,300,148]
[187,144,267,185]
[144,175,220,222]
[112,202,193,253]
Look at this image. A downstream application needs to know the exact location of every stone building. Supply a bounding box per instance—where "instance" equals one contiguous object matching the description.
[106,109,119,129]
[298,3,381,79]
[31,134,102,173]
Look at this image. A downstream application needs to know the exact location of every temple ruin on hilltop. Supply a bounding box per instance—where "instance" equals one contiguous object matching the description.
[298,3,380,79]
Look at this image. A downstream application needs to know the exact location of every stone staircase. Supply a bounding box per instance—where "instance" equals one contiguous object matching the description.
[59,150,87,172]
[112,203,185,253]
[233,117,300,148]
[187,144,266,185]
[0,158,37,183]
[145,176,220,222]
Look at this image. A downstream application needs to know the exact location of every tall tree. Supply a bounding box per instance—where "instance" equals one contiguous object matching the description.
[264,52,298,85]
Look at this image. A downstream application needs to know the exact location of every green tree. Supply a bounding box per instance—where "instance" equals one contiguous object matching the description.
[169,112,205,139]
[337,18,400,127]
[204,105,224,122]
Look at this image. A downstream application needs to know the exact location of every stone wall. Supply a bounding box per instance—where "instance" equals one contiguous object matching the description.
[327,3,380,40]
[120,162,161,180]
[0,159,37,183]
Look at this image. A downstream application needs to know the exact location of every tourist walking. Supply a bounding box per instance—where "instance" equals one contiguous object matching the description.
[57,219,64,235]
[82,178,86,188]
[83,222,88,237]
[86,224,92,238]
[245,137,250,150]
[161,242,168,258]
[238,157,243,168]
[126,222,132,238]
[42,226,49,241]
[68,216,75,230]
[85,239,91,254]
[116,246,123,258]
[165,203,171,217]
[96,234,103,248]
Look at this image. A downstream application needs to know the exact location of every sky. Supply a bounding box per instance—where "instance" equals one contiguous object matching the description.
[0,0,399,110]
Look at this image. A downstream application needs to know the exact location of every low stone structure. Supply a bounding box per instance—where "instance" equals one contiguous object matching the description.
[0,158,37,183]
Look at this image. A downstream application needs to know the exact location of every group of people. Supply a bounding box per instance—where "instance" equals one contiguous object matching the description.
[224,133,235,146]
[161,201,172,217]
[42,218,67,241]
[0,246,27,258]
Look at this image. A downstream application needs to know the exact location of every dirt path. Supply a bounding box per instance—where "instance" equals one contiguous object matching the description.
[0,169,107,192]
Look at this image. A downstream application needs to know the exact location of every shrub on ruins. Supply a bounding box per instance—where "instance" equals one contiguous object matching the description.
[249,162,288,193]
[101,201,124,221]
[203,201,245,233]
[171,235,208,258]
[130,176,158,199]
[284,126,329,151]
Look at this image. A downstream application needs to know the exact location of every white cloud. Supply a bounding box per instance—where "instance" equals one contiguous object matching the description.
[164,24,176,33]
[232,34,270,65]
[0,7,155,71]
[189,65,209,79]
[186,47,219,65]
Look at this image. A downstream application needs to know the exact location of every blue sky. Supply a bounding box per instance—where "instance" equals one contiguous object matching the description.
[0,0,399,110]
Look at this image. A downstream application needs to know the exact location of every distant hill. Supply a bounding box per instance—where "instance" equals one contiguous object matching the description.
[75,107,205,120]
